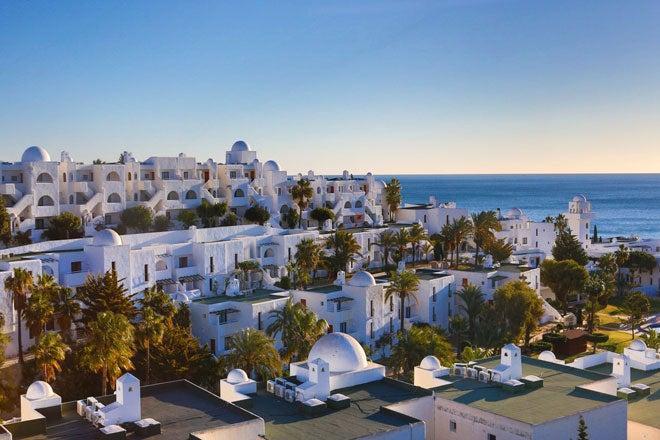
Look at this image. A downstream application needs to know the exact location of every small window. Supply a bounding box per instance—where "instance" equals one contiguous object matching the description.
[210,256,214,273]
[179,256,188,268]
[209,338,216,353]
[449,420,456,432]
[487,435,496,440]
[144,264,149,282]
[111,261,116,272]
[71,261,82,273]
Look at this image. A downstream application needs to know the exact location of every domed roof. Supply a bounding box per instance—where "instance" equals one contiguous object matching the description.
[263,160,280,172]
[572,194,587,202]
[231,140,250,152]
[419,355,442,370]
[227,369,249,384]
[93,229,123,246]
[348,271,376,287]
[308,333,368,373]
[505,207,524,219]
[628,339,647,352]
[22,146,51,162]
[26,381,54,400]
[538,351,558,362]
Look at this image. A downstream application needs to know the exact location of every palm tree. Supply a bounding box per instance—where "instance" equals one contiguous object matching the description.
[393,228,411,265]
[641,329,659,350]
[267,299,328,362]
[53,285,80,342]
[554,214,568,233]
[385,270,420,333]
[456,284,485,343]
[266,298,299,360]
[136,307,165,384]
[449,315,469,350]
[4,267,34,365]
[24,286,54,344]
[323,230,362,279]
[291,179,313,228]
[32,331,68,383]
[76,269,137,322]
[371,230,397,270]
[80,311,135,395]
[388,325,454,377]
[421,241,435,263]
[295,238,324,287]
[140,286,176,321]
[451,217,474,267]
[471,211,501,267]
[438,223,457,266]
[408,223,428,267]
[291,308,328,360]
[384,178,402,222]
[225,329,282,380]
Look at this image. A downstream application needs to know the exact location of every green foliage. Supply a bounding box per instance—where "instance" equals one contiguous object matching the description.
[267,298,328,362]
[529,341,553,353]
[577,415,589,440]
[323,230,361,278]
[223,329,282,381]
[456,284,484,343]
[244,204,270,225]
[372,230,397,269]
[275,275,292,290]
[408,222,429,266]
[291,179,313,228]
[471,210,501,266]
[177,210,198,228]
[541,259,589,314]
[460,345,492,362]
[385,270,420,332]
[152,215,171,231]
[585,332,609,353]
[552,231,588,265]
[11,230,32,246]
[641,329,659,350]
[120,205,153,232]
[0,196,11,245]
[384,178,402,221]
[76,270,137,323]
[4,267,34,365]
[542,332,567,343]
[623,251,656,276]
[294,238,324,288]
[196,199,227,227]
[220,211,239,226]
[483,238,513,264]
[492,281,545,348]
[623,291,651,339]
[32,331,68,383]
[388,325,454,377]
[309,207,335,225]
[281,208,299,229]
[41,212,83,240]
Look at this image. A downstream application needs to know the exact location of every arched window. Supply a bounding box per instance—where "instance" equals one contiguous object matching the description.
[127,173,132,181]
[167,191,179,200]
[234,188,245,198]
[107,193,121,203]
[69,195,74,204]
[344,201,352,209]
[185,190,197,200]
[264,248,275,258]
[37,195,54,206]
[62,173,67,182]
[106,171,121,181]
[36,173,53,183]
[355,200,363,208]
[280,205,289,214]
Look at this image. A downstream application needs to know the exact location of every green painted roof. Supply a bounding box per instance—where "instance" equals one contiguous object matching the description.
[306,284,342,294]
[433,356,621,426]
[587,362,660,429]
[249,379,430,440]
[193,289,287,305]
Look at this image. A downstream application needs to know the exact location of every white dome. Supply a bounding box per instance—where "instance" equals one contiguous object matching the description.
[231,140,250,152]
[628,339,647,352]
[22,146,51,162]
[26,381,54,400]
[505,208,524,219]
[263,160,280,172]
[227,368,249,384]
[538,351,558,362]
[308,333,368,373]
[93,229,123,246]
[420,355,442,370]
[348,271,376,287]
[572,194,587,202]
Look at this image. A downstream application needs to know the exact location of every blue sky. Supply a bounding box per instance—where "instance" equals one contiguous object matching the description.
[2,0,659,174]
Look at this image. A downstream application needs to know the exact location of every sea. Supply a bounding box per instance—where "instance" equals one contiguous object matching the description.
[375,174,660,239]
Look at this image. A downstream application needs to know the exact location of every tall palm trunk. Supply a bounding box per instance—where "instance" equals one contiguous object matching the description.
[146,342,151,384]
[101,365,108,396]
[17,314,24,365]
[399,294,405,333]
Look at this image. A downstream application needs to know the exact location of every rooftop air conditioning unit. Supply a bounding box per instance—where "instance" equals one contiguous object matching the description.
[274,384,285,398]
[466,368,478,380]
[266,380,276,394]
[478,371,491,383]
[452,366,466,377]
[284,389,295,403]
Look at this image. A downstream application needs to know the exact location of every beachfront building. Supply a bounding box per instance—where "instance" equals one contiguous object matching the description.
[447,263,541,299]
[396,196,469,235]
[1,142,386,242]
[566,194,595,250]
[494,208,557,267]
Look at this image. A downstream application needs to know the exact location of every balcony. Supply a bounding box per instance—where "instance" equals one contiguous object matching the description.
[175,265,200,279]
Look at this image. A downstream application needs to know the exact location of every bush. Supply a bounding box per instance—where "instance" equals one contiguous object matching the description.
[221,212,238,227]
[153,215,171,232]
[309,207,334,225]
[598,342,619,353]
[542,332,567,343]
[120,206,153,232]
[41,212,83,240]
[275,275,291,290]
[244,205,270,225]
[585,332,609,344]
[177,210,198,228]
[529,341,553,353]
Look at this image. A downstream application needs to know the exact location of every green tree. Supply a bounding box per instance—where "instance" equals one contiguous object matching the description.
[460,345,492,362]
[4,267,34,365]
[152,215,171,232]
[471,210,501,266]
[41,212,83,240]
[0,312,16,411]
[552,230,589,266]
[136,307,165,384]
[483,238,513,265]
[577,415,589,440]
[140,286,176,321]
[309,207,335,226]
[449,315,469,349]
[224,329,282,380]
[623,291,651,339]
[393,228,411,264]
[456,284,485,343]
[323,230,362,279]
[196,199,227,228]
[177,210,198,228]
[553,214,568,233]
[53,285,80,342]
[291,179,313,228]
[583,272,612,333]
[388,325,454,377]
[493,281,544,348]
[474,303,508,350]
[641,329,659,350]
[80,311,135,395]
[541,259,588,315]
[24,276,56,343]
[448,217,473,267]
[32,331,68,383]
[76,270,137,322]
[437,223,456,264]
[0,196,11,245]
[11,230,32,246]
[384,178,402,221]
[221,211,239,226]
[244,204,270,225]
[120,205,153,232]
[371,230,397,270]
[385,270,420,333]
[294,238,324,287]
[408,222,428,267]
[623,251,656,285]
[267,298,328,362]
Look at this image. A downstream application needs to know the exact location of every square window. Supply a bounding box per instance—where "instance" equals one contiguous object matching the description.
[449,420,456,432]
[487,434,496,440]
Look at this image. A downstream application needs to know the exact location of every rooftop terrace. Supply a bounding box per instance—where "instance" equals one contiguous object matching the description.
[247,378,429,440]
[193,288,288,305]
[433,356,621,425]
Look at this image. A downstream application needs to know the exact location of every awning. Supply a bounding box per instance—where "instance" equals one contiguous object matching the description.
[179,274,205,283]
[156,278,177,286]
[328,296,354,303]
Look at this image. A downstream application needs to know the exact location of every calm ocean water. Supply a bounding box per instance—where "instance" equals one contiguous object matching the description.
[375,174,660,239]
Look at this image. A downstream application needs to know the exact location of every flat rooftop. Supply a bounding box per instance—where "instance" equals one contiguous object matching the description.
[193,288,287,305]
[306,285,342,294]
[12,380,259,439]
[432,356,621,425]
[412,268,452,281]
[248,378,429,440]
[587,362,660,429]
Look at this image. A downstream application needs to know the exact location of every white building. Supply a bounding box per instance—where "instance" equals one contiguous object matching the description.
[566,194,595,250]
[494,207,556,267]
[396,197,469,235]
